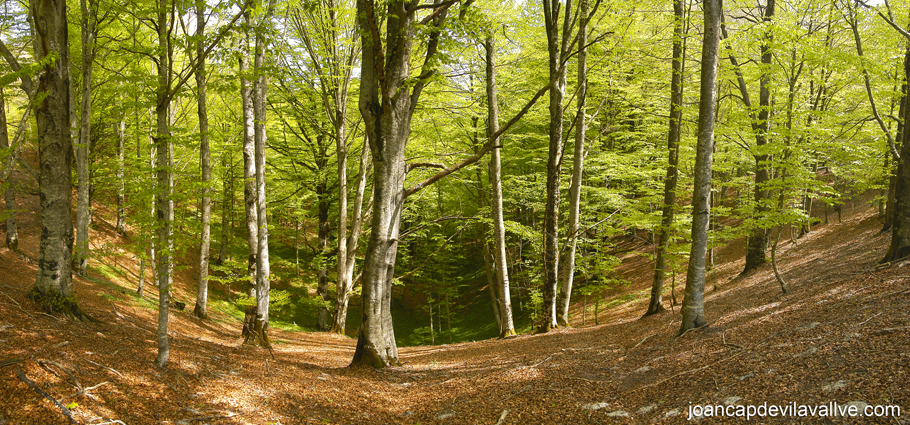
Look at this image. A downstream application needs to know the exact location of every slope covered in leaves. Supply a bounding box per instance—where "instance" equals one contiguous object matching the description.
[1,192,908,424]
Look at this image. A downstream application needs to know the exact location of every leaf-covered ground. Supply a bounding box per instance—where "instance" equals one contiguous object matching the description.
[2,189,909,424]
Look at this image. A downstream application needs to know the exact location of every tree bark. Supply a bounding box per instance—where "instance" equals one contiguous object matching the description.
[0,91,18,251]
[154,0,174,368]
[679,0,721,334]
[883,48,910,263]
[331,141,370,334]
[317,179,330,331]
[538,0,573,333]
[743,0,775,274]
[115,99,126,235]
[239,9,260,344]
[646,0,686,316]
[557,0,588,327]
[218,152,233,265]
[193,0,212,320]
[74,0,97,277]
[484,36,516,337]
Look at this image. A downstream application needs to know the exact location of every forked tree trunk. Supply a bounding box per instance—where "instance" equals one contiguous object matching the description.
[194,0,212,320]
[0,92,18,251]
[331,142,370,334]
[646,0,686,316]
[28,0,88,321]
[557,0,588,327]
[538,0,573,333]
[74,0,97,277]
[484,36,515,337]
[679,0,721,335]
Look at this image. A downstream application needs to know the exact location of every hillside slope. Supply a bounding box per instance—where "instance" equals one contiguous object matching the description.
[1,198,909,424]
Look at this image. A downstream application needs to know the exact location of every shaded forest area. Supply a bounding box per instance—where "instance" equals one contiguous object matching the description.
[2,0,910,421]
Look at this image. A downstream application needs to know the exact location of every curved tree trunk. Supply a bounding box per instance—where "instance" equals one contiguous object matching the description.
[679,0,721,335]
[646,0,686,317]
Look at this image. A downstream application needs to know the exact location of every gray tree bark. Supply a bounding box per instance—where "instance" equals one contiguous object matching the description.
[646,0,686,316]
[74,0,98,277]
[679,0,721,334]
[539,0,573,333]
[332,142,370,334]
[557,0,588,327]
[115,99,126,235]
[0,91,18,251]
[240,9,259,311]
[194,0,212,320]
[28,0,87,320]
[484,35,515,337]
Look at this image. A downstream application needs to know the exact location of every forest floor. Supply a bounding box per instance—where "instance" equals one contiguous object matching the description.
[2,192,910,424]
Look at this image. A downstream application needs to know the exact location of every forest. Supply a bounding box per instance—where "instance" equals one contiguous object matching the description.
[1,0,910,421]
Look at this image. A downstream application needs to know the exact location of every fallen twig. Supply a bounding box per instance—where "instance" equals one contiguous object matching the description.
[722,332,743,350]
[84,358,123,378]
[630,332,658,350]
[16,366,76,424]
[38,359,82,393]
[0,357,25,368]
[874,325,910,335]
[65,381,109,401]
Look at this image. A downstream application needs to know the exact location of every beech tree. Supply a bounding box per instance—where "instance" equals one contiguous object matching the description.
[679,0,721,334]
[27,0,90,320]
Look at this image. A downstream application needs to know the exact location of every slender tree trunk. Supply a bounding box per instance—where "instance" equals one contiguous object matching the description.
[317,180,330,331]
[557,0,588,327]
[331,141,370,334]
[0,91,18,251]
[116,100,126,235]
[154,0,174,367]
[539,0,573,333]
[646,0,685,316]
[743,0,775,274]
[679,0,721,334]
[74,0,97,277]
[219,152,232,265]
[239,12,260,343]
[194,0,212,320]
[484,36,516,337]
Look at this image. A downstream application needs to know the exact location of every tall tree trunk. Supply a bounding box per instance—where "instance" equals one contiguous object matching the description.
[28,0,87,320]
[194,0,212,320]
[539,0,573,333]
[646,0,686,316]
[116,99,126,235]
[331,141,370,334]
[557,0,588,327]
[219,151,232,265]
[317,179,330,331]
[679,0,721,334]
[0,91,18,251]
[154,0,174,368]
[743,0,775,274]
[239,11,259,344]
[883,48,910,262]
[484,36,516,337]
[74,0,97,277]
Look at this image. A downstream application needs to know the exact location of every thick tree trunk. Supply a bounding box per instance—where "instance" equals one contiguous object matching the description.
[679,0,721,334]
[28,0,87,320]
[74,0,97,277]
[883,50,910,263]
[194,0,212,320]
[538,0,573,333]
[557,0,588,327]
[0,92,18,251]
[646,0,685,316]
[484,36,516,337]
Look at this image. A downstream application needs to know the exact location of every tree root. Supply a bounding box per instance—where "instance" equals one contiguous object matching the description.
[28,287,96,323]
